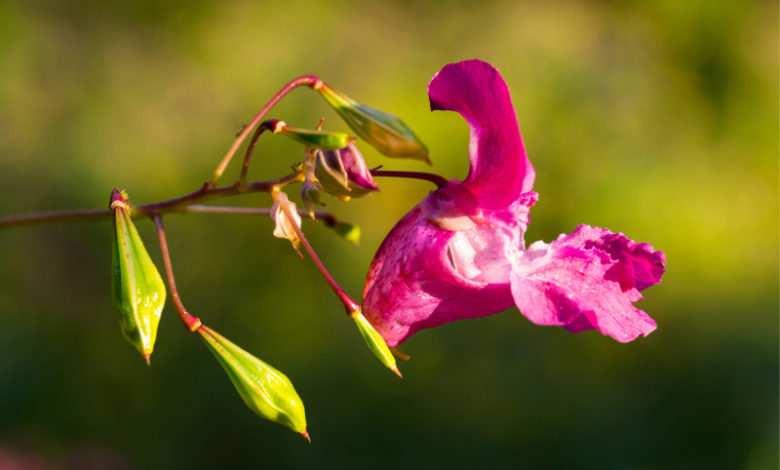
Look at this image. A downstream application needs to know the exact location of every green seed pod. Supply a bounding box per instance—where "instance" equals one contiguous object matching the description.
[110,189,166,364]
[268,119,354,150]
[351,311,401,378]
[317,85,429,163]
[198,325,308,438]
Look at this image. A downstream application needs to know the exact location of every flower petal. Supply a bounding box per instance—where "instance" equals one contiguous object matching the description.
[427,60,535,209]
[509,225,665,343]
[270,191,303,256]
[362,184,536,347]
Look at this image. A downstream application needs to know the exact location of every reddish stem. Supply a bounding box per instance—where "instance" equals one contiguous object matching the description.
[0,209,111,228]
[278,203,360,315]
[153,214,201,332]
[238,122,272,188]
[371,170,447,188]
[0,172,303,230]
[1,76,330,229]
[208,75,321,187]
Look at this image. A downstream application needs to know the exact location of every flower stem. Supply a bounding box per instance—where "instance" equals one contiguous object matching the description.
[0,208,112,228]
[153,214,201,332]
[278,203,360,315]
[238,122,272,188]
[371,170,447,188]
[208,75,322,187]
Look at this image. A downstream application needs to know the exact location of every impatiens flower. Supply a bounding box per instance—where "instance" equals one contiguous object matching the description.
[362,60,665,347]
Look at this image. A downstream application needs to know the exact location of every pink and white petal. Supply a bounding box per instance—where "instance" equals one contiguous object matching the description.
[510,225,665,343]
[427,60,535,209]
[361,186,538,346]
[362,204,517,347]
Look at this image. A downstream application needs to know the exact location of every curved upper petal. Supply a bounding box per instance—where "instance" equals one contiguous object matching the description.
[509,225,666,343]
[362,182,537,347]
[428,60,535,209]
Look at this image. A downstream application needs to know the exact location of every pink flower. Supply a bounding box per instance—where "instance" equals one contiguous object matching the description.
[362,60,665,347]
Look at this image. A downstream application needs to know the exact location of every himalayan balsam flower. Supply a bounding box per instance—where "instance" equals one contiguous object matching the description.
[362,60,666,347]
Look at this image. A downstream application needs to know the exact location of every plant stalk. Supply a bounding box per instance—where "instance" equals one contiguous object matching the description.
[278,203,360,314]
[208,75,321,187]
[153,214,201,332]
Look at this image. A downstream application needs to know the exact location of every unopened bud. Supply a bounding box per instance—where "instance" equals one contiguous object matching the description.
[315,144,379,199]
[351,311,401,378]
[110,189,166,364]
[317,85,429,163]
[198,325,308,436]
[299,179,324,219]
[267,119,354,150]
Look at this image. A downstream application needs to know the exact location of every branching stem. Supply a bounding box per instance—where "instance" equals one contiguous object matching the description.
[0,172,303,229]
[208,75,321,187]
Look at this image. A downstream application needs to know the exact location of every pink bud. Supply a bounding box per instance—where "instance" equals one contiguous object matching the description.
[315,144,379,199]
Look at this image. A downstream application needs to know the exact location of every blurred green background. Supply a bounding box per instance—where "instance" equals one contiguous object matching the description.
[0,1,776,469]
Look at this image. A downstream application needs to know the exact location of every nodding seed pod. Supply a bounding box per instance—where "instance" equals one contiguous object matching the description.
[316,85,429,163]
[110,189,166,364]
[198,325,308,438]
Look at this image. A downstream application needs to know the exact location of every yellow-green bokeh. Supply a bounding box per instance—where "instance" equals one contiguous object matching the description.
[0,1,776,469]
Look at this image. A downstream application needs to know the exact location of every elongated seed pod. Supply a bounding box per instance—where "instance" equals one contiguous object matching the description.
[198,325,308,437]
[110,189,166,364]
